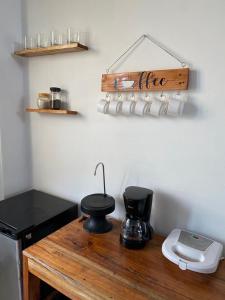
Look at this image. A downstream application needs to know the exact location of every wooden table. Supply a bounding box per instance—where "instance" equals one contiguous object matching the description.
[23,217,225,300]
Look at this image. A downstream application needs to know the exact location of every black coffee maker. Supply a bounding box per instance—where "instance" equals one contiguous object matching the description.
[120,186,153,249]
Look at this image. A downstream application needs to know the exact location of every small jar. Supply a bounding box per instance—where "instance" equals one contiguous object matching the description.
[37,93,50,109]
[50,87,61,110]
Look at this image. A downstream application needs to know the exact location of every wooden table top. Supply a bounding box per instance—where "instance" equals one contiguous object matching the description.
[23,217,225,300]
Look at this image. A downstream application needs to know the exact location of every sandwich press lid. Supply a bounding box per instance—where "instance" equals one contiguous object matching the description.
[162,229,223,274]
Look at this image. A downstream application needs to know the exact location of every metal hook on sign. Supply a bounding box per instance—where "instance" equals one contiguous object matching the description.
[105,93,110,101]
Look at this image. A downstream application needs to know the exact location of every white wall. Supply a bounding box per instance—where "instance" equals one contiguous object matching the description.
[24,0,225,245]
[0,0,32,198]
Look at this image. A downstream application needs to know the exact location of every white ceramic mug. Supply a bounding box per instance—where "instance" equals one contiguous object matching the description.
[166,99,182,117]
[149,99,164,117]
[173,92,189,103]
[121,100,136,115]
[108,100,122,115]
[97,99,109,114]
[134,100,149,116]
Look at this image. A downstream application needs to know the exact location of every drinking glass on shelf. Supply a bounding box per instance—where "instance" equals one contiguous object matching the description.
[58,34,64,45]
[54,33,65,45]
[74,32,87,45]
[24,35,28,49]
[50,31,55,46]
[51,31,65,46]
[24,35,36,49]
[67,27,72,44]
[72,32,80,43]
[67,28,85,44]
[37,33,41,48]
[40,33,51,48]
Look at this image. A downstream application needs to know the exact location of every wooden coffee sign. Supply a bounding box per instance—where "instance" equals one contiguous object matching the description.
[102,68,189,92]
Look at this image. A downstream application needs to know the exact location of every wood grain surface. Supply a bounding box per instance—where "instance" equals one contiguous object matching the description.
[15,43,88,57]
[101,68,189,92]
[23,218,225,300]
[26,108,78,115]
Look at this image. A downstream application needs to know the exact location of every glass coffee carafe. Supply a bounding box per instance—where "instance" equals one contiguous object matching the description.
[120,186,153,249]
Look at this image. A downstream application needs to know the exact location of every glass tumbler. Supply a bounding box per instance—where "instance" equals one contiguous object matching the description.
[37,93,50,109]
[24,35,36,49]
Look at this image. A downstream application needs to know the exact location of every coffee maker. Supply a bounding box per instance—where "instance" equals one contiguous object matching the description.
[120,186,153,249]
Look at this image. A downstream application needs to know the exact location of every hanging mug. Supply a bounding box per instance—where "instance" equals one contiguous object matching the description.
[149,95,164,117]
[134,94,149,116]
[122,93,136,115]
[97,94,110,114]
[166,99,182,117]
[108,94,122,115]
[173,91,189,103]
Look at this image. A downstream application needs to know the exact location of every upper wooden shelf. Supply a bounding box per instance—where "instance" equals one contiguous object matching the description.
[14,43,88,57]
[26,108,78,115]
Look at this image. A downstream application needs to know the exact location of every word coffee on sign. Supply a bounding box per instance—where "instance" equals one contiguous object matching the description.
[101,68,189,92]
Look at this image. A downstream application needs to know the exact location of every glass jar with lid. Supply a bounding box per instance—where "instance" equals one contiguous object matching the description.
[50,87,62,110]
[37,93,50,109]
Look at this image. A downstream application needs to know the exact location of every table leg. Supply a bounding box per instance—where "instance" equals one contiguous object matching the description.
[23,256,40,300]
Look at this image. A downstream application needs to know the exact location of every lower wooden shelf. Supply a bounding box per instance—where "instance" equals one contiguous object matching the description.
[26,108,78,115]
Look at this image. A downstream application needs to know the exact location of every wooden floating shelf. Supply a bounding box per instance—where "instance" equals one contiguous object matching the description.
[15,43,88,57]
[26,108,78,115]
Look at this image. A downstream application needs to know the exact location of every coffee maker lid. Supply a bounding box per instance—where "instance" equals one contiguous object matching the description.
[124,186,153,201]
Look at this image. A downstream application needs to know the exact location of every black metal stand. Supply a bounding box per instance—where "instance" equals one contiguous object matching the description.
[83,215,113,233]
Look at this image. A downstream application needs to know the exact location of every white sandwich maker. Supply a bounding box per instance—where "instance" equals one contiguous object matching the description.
[162,229,223,273]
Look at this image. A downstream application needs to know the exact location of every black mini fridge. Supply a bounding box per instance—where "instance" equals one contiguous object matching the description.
[0,189,78,300]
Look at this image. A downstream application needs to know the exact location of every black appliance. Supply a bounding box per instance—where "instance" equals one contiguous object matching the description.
[0,189,78,300]
[81,162,115,233]
[120,186,153,249]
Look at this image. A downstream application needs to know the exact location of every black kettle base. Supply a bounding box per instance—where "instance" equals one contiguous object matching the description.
[83,215,113,234]
[120,235,147,249]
